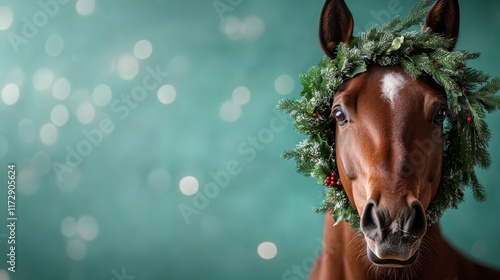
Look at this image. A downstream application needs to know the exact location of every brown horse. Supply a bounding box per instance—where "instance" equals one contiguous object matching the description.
[309,0,500,279]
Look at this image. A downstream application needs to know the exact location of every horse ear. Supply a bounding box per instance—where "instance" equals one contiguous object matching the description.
[424,0,460,49]
[319,0,354,59]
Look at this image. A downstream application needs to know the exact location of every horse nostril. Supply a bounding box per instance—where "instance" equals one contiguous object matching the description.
[407,201,427,238]
[361,200,383,240]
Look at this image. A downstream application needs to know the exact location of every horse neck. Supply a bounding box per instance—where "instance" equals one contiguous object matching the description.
[310,214,500,280]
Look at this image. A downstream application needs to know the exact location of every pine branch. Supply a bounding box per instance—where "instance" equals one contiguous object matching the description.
[391,0,433,32]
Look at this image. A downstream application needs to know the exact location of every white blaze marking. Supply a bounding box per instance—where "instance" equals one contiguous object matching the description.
[381,72,406,103]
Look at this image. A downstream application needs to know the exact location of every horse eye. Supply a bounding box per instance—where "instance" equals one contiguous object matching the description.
[433,105,447,125]
[333,107,348,126]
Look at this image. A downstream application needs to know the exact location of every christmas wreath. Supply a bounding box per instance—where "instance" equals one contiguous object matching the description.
[278,0,500,231]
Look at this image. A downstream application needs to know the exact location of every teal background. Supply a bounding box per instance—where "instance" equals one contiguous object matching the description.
[0,0,499,280]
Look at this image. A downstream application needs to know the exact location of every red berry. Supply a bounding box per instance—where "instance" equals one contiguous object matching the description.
[434,61,440,67]
[312,113,319,118]
[466,116,473,123]
[336,180,342,186]
[462,87,467,94]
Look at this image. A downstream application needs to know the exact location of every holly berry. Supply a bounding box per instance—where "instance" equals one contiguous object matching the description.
[324,173,342,186]
[462,87,467,94]
[433,61,440,67]
[466,116,473,123]
[324,172,338,186]
[324,177,331,186]
[312,113,319,119]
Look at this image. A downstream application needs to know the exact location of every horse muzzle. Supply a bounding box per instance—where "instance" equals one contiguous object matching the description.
[360,199,427,267]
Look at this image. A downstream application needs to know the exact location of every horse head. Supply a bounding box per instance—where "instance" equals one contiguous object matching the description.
[319,0,459,267]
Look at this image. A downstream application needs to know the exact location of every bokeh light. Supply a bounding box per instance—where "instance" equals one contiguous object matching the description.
[117,55,139,80]
[51,104,70,127]
[179,176,199,196]
[61,217,78,238]
[92,84,113,107]
[257,242,278,260]
[52,78,72,100]
[76,0,96,16]
[274,74,295,95]
[1,83,20,105]
[45,34,65,57]
[39,123,58,145]
[220,100,241,122]
[76,102,96,124]
[33,68,55,91]
[157,85,177,104]
[231,86,251,105]
[134,40,153,60]
[220,15,265,40]
[221,16,242,40]
[66,239,87,261]
[0,7,13,30]
[77,215,99,241]
[240,15,265,40]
